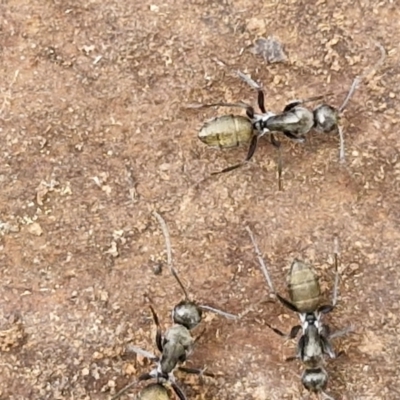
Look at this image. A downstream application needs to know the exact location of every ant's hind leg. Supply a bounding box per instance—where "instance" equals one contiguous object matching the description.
[171,382,187,400]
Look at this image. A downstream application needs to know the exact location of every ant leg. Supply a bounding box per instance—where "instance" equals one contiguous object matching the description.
[210,134,259,176]
[171,382,187,400]
[258,89,267,113]
[246,105,256,119]
[289,324,302,338]
[320,324,331,338]
[126,345,158,361]
[321,390,335,400]
[139,372,155,381]
[283,100,303,112]
[320,336,337,358]
[244,134,259,161]
[276,293,300,313]
[328,325,354,340]
[338,125,346,163]
[332,251,340,307]
[283,94,332,112]
[265,322,301,339]
[111,374,154,400]
[111,380,140,400]
[270,133,283,190]
[317,304,335,314]
[283,131,306,143]
[193,328,206,345]
[276,142,283,191]
[178,366,215,378]
[265,322,286,337]
[270,134,281,148]
[246,226,275,293]
[149,305,163,353]
[210,162,246,175]
[185,101,250,110]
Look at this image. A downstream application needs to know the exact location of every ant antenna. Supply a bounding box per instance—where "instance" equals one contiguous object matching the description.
[277,144,283,191]
[199,304,238,320]
[338,126,345,164]
[338,76,361,113]
[111,379,139,400]
[332,237,340,307]
[321,390,335,400]
[153,211,190,300]
[246,226,275,293]
[184,101,250,110]
[338,40,386,114]
[153,212,238,320]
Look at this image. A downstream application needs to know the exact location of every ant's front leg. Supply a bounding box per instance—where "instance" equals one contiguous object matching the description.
[149,305,163,353]
[178,366,215,378]
[265,322,302,339]
[282,131,306,143]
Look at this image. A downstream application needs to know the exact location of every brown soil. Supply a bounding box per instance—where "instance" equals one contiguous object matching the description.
[1,0,399,399]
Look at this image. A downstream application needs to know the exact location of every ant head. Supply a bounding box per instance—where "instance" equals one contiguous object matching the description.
[313,104,339,133]
[172,300,202,330]
[301,367,328,393]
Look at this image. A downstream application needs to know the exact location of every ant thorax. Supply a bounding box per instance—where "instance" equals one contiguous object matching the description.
[252,112,276,136]
[159,325,194,374]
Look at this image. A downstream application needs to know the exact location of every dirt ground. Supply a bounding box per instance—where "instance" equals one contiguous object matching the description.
[1,0,400,399]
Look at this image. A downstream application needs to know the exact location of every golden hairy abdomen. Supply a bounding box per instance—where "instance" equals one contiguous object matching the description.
[198,115,253,148]
[288,260,321,312]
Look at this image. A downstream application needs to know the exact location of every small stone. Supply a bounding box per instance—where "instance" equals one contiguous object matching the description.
[153,263,162,275]
[27,222,43,236]
[250,36,287,64]
[108,380,116,388]
[123,363,137,375]
[349,263,359,272]
[159,163,170,171]
[92,351,102,360]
